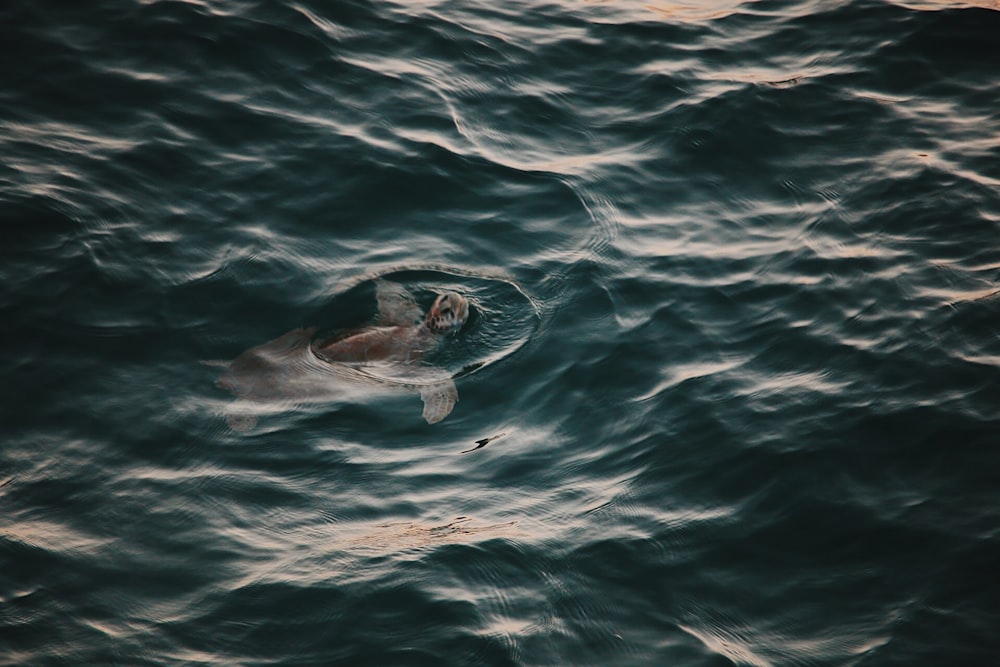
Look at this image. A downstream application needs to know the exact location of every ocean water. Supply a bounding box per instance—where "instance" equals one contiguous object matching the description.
[2,0,999,664]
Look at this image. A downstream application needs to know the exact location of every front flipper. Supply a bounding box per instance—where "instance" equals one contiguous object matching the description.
[226,412,258,432]
[419,379,458,424]
[376,279,423,326]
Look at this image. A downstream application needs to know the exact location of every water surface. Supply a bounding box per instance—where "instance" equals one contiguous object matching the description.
[2,0,999,664]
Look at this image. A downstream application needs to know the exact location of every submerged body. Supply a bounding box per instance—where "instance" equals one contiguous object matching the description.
[215,284,469,428]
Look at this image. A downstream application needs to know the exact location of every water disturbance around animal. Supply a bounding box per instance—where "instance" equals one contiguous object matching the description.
[2,0,999,665]
[213,268,540,429]
[366,267,543,376]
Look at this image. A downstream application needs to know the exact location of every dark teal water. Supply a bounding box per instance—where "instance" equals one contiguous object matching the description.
[3,0,999,664]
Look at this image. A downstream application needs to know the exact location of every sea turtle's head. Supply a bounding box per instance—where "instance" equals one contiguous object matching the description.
[425,292,469,334]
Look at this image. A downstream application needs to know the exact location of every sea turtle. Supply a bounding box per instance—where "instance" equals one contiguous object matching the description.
[214,280,469,430]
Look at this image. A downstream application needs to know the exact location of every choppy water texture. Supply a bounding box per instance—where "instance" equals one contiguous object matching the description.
[2,0,999,665]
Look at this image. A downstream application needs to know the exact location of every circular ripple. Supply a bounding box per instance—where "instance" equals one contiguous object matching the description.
[365,266,541,379]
